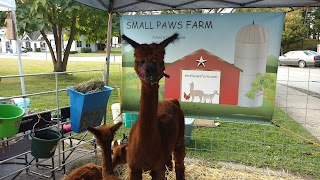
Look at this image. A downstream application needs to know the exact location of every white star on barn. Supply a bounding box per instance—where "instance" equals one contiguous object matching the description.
[196,56,207,67]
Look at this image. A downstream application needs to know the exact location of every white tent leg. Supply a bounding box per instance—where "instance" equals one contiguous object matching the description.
[12,11,28,114]
[105,12,113,86]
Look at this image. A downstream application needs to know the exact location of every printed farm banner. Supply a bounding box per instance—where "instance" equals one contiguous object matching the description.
[121,12,285,123]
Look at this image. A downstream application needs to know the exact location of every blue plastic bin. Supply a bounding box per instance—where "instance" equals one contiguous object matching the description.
[123,113,138,128]
[68,86,113,133]
[12,98,31,108]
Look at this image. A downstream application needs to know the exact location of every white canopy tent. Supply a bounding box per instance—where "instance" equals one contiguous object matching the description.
[0,0,15,11]
[73,0,320,85]
[74,0,320,12]
[1,0,27,113]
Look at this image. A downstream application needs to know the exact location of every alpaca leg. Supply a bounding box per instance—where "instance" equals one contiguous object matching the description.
[150,169,166,180]
[166,155,173,171]
[129,168,143,180]
[173,141,186,180]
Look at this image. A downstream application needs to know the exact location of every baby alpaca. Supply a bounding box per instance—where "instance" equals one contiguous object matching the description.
[64,163,102,180]
[65,123,122,180]
[112,141,128,168]
[87,122,123,180]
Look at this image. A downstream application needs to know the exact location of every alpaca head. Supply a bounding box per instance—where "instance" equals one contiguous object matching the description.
[122,33,179,84]
[87,122,122,147]
[112,141,128,168]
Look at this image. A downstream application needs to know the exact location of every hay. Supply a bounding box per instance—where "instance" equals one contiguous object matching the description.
[67,154,304,180]
[112,159,304,180]
[73,79,105,94]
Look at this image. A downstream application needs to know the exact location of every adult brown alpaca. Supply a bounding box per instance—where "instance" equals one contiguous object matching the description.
[65,122,123,180]
[122,33,186,180]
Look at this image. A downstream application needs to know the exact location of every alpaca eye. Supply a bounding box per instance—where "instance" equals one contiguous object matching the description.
[138,61,144,67]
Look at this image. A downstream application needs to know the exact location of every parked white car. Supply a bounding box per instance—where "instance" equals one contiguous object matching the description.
[279,50,320,68]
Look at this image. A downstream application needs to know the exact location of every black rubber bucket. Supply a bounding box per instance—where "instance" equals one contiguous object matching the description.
[31,129,61,158]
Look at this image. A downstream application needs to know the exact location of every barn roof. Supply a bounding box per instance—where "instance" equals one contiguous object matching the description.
[73,0,320,12]
[172,48,243,72]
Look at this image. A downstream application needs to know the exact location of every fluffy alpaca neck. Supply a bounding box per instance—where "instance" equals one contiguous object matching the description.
[101,143,113,178]
[138,82,159,131]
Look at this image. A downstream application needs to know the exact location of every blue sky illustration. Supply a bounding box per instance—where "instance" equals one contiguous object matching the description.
[121,12,285,63]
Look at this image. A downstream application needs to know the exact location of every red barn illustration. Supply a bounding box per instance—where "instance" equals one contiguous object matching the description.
[165,49,242,105]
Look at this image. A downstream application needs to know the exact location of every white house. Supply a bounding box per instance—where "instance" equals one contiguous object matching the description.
[0,27,8,53]
[21,32,99,52]
[0,28,105,53]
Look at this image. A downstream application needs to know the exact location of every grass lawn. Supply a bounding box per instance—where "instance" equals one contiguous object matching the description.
[0,58,319,179]
[0,58,122,111]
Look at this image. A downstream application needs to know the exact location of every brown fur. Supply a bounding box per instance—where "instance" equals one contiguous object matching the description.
[65,123,123,180]
[112,141,128,168]
[64,163,102,180]
[122,33,186,180]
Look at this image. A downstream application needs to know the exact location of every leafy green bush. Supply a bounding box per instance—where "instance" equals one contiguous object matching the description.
[307,45,317,51]
[69,51,78,54]
[35,48,41,52]
[81,47,92,53]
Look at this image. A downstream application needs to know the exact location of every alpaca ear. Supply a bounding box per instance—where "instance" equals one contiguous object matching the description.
[160,33,179,48]
[87,126,101,136]
[121,144,128,154]
[113,140,119,148]
[122,35,140,48]
[110,122,123,133]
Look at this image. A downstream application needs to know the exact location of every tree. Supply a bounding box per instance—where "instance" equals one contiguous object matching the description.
[305,7,320,41]
[0,0,119,72]
[281,10,307,52]
[14,0,81,72]
[235,8,307,54]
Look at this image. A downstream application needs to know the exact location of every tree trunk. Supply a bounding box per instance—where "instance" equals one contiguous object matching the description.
[42,13,77,72]
[54,60,67,72]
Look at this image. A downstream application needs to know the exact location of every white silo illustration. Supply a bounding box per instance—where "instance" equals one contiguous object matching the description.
[234,22,269,107]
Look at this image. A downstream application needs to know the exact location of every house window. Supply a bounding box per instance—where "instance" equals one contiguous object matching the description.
[86,43,90,48]
[26,41,31,48]
[40,42,46,50]
[77,41,82,47]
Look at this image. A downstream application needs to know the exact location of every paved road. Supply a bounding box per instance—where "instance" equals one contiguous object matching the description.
[276,66,320,141]
[275,83,320,140]
[277,66,320,94]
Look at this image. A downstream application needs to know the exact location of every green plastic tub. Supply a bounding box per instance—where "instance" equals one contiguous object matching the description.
[0,104,25,138]
[31,129,62,158]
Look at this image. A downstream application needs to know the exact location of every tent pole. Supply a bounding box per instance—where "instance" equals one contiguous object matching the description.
[105,12,113,86]
[103,12,113,125]
[12,10,28,114]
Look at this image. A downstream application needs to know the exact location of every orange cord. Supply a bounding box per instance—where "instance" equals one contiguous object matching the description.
[273,121,320,148]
